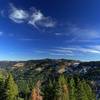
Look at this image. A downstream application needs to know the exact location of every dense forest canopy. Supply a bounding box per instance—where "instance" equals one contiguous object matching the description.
[0,59,99,100]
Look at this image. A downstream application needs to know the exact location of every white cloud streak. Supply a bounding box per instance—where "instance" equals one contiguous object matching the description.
[9,3,29,23]
[54,33,63,36]
[67,24,100,40]
[51,49,73,53]
[29,10,56,28]
[56,46,100,54]
[49,52,73,56]
[88,45,100,50]
[19,38,39,41]
[6,3,56,29]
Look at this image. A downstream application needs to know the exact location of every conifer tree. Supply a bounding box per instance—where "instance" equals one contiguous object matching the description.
[42,79,55,100]
[0,72,6,100]
[82,80,96,100]
[55,75,69,100]
[78,80,88,100]
[5,73,18,100]
[18,80,30,100]
[69,77,77,100]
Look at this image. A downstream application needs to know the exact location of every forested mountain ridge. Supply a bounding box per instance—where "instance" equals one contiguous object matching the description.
[0,59,100,100]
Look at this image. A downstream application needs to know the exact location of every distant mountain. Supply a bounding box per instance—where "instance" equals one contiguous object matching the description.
[0,61,25,69]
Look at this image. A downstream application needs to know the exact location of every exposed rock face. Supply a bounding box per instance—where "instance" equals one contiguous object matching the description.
[13,63,25,68]
[31,81,43,100]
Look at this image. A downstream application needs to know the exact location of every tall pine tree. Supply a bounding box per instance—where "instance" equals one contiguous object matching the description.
[0,71,6,100]
[69,77,77,100]
[55,75,69,100]
[82,80,96,100]
[5,73,18,100]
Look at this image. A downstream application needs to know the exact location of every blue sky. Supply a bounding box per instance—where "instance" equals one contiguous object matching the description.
[1,0,100,61]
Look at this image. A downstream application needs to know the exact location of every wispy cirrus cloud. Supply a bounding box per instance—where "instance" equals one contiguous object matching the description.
[49,52,73,56]
[29,48,74,57]
[76,48,100,54]
[30,46,100,57]
[28,9,56,29]
[51,49,73,53]
[48,48,74,56]
[18,38,39,41]
[66,24,100,41]
[9,3,29,23]
[88,45,100,50]
[56,46,100,54]
[54,33,63,36]
[53,23,100,42]
[2,3,56,29]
